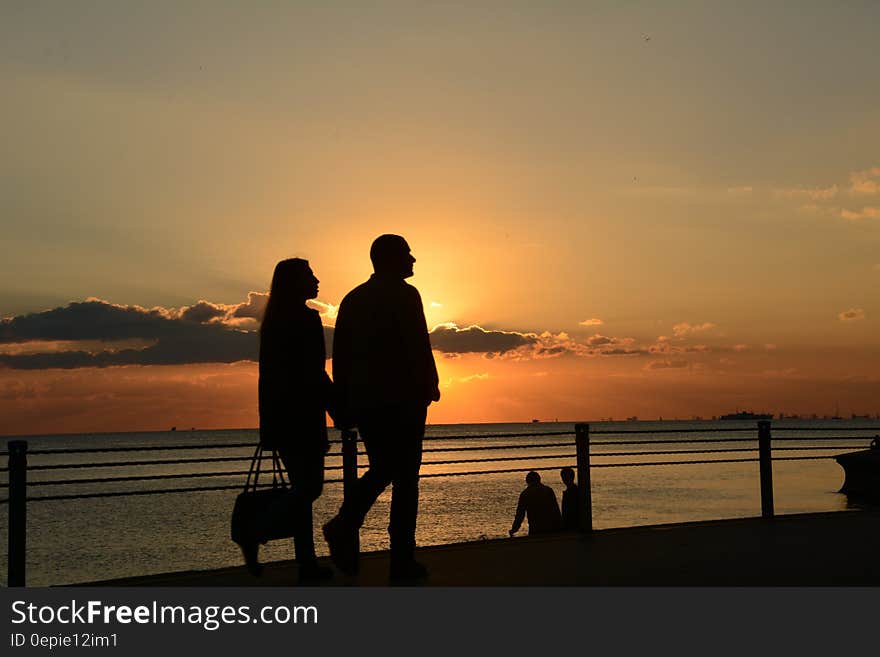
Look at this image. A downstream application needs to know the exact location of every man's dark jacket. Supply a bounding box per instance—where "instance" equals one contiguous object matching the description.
[332,274,438,417]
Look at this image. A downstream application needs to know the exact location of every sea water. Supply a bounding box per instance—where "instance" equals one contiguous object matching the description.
[2,419,877,586]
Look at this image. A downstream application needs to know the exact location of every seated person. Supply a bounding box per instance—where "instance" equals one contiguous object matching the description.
[509,471,562,536]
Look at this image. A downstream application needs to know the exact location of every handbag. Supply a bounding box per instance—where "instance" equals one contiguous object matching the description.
[231,444,295,545]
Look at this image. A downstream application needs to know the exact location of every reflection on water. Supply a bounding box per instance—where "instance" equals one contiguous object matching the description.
[1,420,876,585]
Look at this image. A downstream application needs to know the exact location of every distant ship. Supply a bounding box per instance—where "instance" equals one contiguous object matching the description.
[718,411,773,421]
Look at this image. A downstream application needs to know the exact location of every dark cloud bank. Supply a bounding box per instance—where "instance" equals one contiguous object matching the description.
[4,297,712,370]
[1,300,261,369]
[428,324,537,354]
[1,299,547,369]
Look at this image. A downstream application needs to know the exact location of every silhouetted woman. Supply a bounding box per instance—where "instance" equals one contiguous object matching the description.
[248,258,334,582]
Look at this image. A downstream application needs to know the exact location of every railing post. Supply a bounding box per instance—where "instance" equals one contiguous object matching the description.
[8,440,28,587]
[758,420,774,518]
[575,423,592,532]
[340,429,360,554]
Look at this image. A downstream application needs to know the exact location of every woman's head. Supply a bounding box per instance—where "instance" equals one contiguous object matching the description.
[261,258,318,332]
[269,258,318,302]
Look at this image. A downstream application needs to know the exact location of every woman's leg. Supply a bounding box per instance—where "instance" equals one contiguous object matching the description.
[277,444,324,564]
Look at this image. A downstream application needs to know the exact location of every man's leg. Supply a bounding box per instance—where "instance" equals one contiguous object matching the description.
[388,405,427,570]
[324,413,394,574]
[337,417,393,529]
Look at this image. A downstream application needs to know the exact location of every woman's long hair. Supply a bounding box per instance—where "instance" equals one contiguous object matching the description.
[261,258,311,336]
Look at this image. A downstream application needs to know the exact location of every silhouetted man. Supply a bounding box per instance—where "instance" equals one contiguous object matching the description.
[509,471,562,536]
[559,467,581,531]
[324,234,440,581]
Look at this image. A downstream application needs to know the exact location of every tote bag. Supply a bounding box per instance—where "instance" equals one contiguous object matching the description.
[230,445,295,545]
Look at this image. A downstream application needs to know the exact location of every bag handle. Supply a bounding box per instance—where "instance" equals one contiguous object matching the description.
[270,449,288,489]
[243,443,288,493]
[244,444,261,493]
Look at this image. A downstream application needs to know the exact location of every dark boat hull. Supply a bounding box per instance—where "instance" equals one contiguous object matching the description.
[835,448,880,501]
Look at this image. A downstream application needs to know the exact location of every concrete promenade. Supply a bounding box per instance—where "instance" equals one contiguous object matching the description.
[78,510,880,586]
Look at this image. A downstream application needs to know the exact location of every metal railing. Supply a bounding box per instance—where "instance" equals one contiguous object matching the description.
[3,420,878,586]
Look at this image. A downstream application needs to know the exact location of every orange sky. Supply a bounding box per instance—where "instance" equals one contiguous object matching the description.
[2,346,878,436]
[2,4,879,435]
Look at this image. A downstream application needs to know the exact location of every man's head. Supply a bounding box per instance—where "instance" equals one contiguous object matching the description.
[370,234,415,279]
[560,467,575,486]
[525,471,541,486]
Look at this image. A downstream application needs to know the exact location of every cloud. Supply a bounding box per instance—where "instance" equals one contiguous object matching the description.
[0,338,153,356]
[3,300,633,369]
[2,299,183,342]
[1,297,750,371]
[307,299,339,323]
[600,348,646,356]
[579,318,604,326]
[774,185,839,201]
[439,372,490,389]
[648,341,709,355]
[840,206,880,221]
[162,291,336,328]
[542,332,643,358]
[429,323,538,355]
[0,332,258,370]
[672,322,716,337]
[586,334,617,347]
[428,323,749,362]
[726,186,753,195]
[458,373,489,383]
[0,299,259,369]
[230,292,269,320]
[838,308,866,322]
[179,300,227,323]
[769,167,879,221]
[849,166,880,195]
[429,324,651,360]
[645,359,689,370]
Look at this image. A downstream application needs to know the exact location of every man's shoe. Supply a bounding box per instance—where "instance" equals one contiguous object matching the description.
[239,542,263,577]
[389,559,428,582]
[322,517,359,575]
[298,562,334,585]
